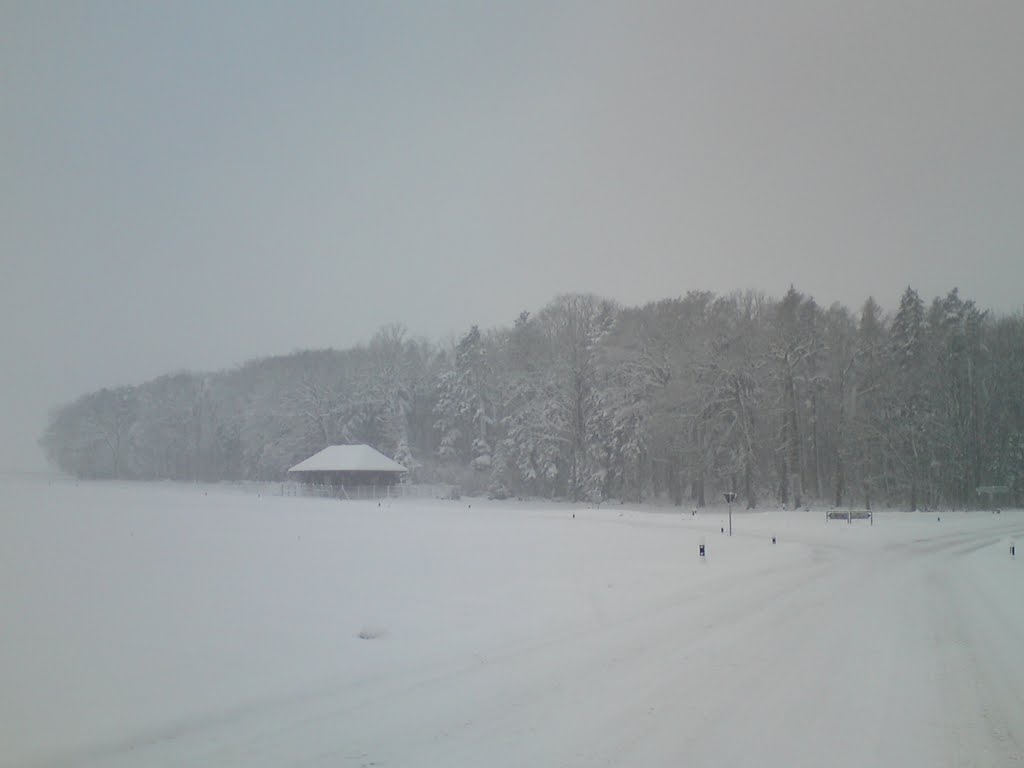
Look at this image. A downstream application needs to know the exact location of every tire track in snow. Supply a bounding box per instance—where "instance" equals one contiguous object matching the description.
[28,515,1024,768]
[46,548,832,768]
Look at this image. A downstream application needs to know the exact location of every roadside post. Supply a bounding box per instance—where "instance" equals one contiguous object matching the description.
[724,492,737,536]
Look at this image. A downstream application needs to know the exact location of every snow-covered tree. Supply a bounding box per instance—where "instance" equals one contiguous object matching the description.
[434,325,493,469]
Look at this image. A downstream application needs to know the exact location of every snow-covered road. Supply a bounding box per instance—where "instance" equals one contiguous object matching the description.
[2,478,1022,767]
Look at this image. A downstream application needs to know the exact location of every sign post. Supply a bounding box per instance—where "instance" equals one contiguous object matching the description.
[724,492,737,536]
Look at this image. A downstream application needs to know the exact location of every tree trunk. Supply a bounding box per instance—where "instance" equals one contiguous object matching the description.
[745,457,756,509]
[788,374,803,509]
[670,459,683,506]
[779,456,789,506]
[811,390,823,498]
[834,448,844,508]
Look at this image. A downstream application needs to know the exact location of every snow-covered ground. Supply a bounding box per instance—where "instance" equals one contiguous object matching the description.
[2,476,1022,767]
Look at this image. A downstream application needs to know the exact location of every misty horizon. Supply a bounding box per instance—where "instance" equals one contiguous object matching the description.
[4,2,1024,472]
[35,280,1017,398]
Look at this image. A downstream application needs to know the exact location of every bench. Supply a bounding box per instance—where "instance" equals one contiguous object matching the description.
[826,509,873,524]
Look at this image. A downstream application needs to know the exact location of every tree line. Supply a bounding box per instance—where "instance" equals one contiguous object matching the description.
[41,286,1024,509]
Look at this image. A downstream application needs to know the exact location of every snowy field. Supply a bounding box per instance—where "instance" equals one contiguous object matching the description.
[2,476,1022,768]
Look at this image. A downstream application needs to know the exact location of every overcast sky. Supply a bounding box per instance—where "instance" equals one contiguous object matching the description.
[2,1,1023,471]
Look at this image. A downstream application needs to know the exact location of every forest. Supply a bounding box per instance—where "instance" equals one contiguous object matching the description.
[40,286,1024,510]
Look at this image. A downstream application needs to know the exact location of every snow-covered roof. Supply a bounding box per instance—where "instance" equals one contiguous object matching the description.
[288,445,407,474]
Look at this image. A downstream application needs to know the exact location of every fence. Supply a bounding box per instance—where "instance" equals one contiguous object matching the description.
[281,482,460,501]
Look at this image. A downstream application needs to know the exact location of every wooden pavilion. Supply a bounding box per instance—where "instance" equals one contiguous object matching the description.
[288,445,407,489]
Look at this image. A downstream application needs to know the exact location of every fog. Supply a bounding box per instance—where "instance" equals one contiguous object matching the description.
[3,1,1023,472]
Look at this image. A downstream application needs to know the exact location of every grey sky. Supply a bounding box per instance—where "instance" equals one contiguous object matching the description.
[2,1,1023,471]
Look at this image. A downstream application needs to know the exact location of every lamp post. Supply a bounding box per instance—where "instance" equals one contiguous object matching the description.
[724,492,737,536]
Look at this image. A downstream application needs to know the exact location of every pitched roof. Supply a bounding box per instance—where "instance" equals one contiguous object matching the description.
[288,445,407,473]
